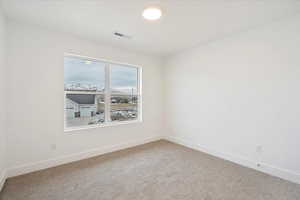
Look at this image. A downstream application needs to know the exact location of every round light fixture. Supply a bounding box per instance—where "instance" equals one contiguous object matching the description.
[142,7,162,21]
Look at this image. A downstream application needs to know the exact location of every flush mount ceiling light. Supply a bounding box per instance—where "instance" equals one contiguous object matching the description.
[142,7,162,21]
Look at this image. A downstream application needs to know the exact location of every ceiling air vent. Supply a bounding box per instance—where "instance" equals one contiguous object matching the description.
[114,32,132,39]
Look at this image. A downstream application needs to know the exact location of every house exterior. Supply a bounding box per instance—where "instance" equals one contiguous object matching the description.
[65,94,97,119]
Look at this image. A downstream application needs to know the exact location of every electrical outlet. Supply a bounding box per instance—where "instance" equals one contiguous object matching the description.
[257,163,261,167]
[50,144,57,150]
[256,145,263,153]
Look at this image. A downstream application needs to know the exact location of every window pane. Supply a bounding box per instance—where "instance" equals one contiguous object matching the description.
[111,95,138,121]
[64,57,105,92]
[110,64,138,122]
[111,64,138,94]
[64,57,105,128]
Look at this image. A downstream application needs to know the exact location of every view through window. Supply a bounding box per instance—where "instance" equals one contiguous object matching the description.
[111,64,138,122]
[64,56,140,129]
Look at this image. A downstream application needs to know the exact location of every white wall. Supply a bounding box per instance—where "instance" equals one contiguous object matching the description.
[6,20,164,174]
[0,6,7,189]
[165,15,300,182]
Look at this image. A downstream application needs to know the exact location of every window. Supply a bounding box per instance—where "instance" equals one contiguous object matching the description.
[64,55,141,130]
[110,64,139,122]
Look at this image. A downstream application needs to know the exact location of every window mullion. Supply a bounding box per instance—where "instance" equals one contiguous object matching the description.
[104,63,111,123]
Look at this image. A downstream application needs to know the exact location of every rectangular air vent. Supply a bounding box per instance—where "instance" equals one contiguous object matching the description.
[114,32,131,39]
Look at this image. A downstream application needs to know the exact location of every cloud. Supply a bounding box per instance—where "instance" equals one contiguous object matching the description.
[111,64,137,88]
[64,57,137,90]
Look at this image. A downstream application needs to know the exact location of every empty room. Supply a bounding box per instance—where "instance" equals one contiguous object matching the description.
[0,0,300,199]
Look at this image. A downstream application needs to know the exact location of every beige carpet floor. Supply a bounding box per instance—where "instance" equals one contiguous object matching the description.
[1,140,300,200]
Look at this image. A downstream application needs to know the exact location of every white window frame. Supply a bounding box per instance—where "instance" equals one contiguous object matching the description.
[64,53,142,132]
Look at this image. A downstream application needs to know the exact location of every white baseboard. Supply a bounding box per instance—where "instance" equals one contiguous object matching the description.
[164,135,300,185]
[6,136,163,178]
[0,170,6,192]
[4,135,300,186]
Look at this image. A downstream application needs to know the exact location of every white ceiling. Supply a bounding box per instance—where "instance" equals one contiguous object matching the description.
[2,0,300,57]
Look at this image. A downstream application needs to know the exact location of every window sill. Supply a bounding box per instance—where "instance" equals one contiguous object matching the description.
[64,119,142,133]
